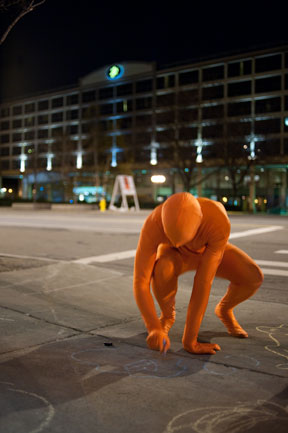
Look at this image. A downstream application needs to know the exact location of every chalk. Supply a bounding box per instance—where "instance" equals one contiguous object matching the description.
[163,338,167,356]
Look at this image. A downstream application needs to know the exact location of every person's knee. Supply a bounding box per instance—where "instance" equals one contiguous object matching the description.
[154,255,178,282]
[253,263,264,288]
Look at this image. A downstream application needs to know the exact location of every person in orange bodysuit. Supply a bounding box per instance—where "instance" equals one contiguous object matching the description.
[133,192,264,355]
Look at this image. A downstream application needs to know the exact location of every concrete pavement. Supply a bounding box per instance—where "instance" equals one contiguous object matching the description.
[0,211,288,432]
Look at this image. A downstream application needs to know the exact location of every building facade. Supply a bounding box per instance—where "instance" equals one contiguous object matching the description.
[0,45,287,211]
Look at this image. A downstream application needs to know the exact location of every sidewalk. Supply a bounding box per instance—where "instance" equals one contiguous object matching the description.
[0,260,287,432]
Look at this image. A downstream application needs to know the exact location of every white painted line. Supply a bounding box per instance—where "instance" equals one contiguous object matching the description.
[73,249,137,264]
[275,250,288,254]
[255,260,288,268]
[74,225,284,265]
[229,225,283,239]
[260,268,288,277]
[0,253,65,262]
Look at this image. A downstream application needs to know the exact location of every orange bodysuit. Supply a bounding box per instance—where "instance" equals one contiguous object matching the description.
[133,192,264,355]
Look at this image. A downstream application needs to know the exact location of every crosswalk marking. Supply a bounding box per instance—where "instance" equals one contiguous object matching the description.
[275,250,288,254]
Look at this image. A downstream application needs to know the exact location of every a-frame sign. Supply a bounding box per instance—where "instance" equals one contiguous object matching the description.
[109,175,140,211]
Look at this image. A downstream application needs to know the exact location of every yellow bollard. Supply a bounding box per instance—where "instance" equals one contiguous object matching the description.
[99,197,106,212]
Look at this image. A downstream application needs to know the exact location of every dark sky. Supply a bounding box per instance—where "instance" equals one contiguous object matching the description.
[0,0,287,102]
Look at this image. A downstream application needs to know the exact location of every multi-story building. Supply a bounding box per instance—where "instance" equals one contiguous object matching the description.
[0,44,287,211]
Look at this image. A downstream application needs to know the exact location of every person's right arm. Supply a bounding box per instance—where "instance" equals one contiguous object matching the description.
[133,210,170,352]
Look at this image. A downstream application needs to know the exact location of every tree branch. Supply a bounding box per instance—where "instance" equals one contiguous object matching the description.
[0,0,46,45]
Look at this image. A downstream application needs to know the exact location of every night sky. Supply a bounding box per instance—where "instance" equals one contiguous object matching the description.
[0,0,287,102]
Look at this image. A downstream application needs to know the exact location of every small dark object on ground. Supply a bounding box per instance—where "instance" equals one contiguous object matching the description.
[104,342,113,347]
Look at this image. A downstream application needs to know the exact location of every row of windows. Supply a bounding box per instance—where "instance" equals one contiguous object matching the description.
[2,74,288,126]
[2,95,288,134]
[1,117,287,146]
[1,52,288,118]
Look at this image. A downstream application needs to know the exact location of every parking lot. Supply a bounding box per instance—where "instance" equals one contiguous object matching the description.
[0,208,287,432]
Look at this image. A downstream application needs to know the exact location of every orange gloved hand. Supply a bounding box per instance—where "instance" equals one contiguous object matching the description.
[146,330,170,354]
[182,339,221,355]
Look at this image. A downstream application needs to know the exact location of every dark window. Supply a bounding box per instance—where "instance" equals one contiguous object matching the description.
[255,54,282,73]
[255,76,281,93]
[12,146,21,155]
[1,160,10,169]
[178,108,198,122]
[156,93,174,107]
[202,85,224,100]
[136,79,152,93]
[255,97,281,114]
[178,127,198,140]
[99,87,113,99]
[227,101,251,116]
[24,117,35,127]
[117,117,132,130]
[227,60,252,77]
[51,112,63,122]
[255,118,281,134]
[24,130,35,140]
[202,124,223,138]
[0,147,10,156]
[202,65,224,81]
[12,119,22,128]
[116,83,133,96]
[25,103,35,113]
[135,97,152,110]
[1,107,10,117]
[38,100,49,111]
[82,91,96,103]
[179,70,198,85]
[67,94,79,105]
[202,105,224,119]
[38,129,49,139]
[156,129,174,142]
[156,111,174,124]
[38,114,49,124]
[52,97,64,108]
[67,124,78,134]
[257,139,280,156]
[285,95,288,110]
[66,109,79,120]
[227,121,251,136]
[13,105,22,116]
[12,159,20,169]
[99,103,113,115]
[285,73,288,90]
[0,134,9,143]
[51,127,63,137]
[228,80,251,97]
[178,89,199,105]
[12,132,21,142]
[156,75,175,89]
[38,143,47,153]
[135,115,152,128]
[0,121,10,130]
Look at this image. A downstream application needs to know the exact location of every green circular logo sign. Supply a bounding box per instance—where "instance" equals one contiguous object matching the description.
[106,64,124,80]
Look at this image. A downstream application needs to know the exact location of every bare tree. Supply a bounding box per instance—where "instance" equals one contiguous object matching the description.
[0,0,46,45]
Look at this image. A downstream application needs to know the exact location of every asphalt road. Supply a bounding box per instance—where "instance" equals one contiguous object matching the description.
[0,208,287,433]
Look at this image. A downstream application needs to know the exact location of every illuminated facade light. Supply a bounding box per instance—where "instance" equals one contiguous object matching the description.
[76,152,82,169]
[222,196,228,203]
[195,137,203,163]
[150,147,158,165]
[151,175,166,183]
[285,117,288,127]
[250,139,256,160]
[46,154,53,171]
[20,154,27,173]
[111,147,117,167]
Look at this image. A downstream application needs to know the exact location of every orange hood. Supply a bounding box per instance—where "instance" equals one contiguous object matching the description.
[161,193,202,247]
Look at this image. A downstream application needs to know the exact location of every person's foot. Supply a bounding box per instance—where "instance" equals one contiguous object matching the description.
[215,304,248,338]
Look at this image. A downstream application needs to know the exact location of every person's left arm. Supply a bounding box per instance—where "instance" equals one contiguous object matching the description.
[182,214,230,354]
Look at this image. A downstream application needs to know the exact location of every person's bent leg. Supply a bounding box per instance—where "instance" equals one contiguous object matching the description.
[151,245,185,334]
[215,243,264,337]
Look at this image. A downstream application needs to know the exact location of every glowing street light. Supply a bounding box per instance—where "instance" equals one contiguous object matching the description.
[151,175,166,184]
